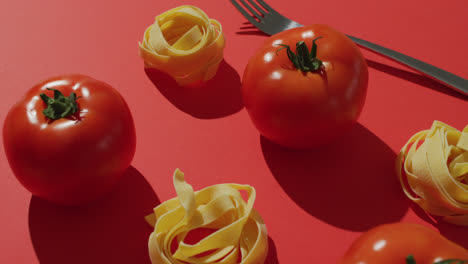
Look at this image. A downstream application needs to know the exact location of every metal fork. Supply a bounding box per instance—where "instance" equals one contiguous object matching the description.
[230,0,468,97]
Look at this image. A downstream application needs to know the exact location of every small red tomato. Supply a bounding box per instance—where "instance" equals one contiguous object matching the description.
[339,223,468,264]
[242,24,368,149]
[3,74,136,205]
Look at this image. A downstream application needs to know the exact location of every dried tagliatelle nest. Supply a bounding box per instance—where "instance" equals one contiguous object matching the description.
[139,5,225,86]
[145,169,268,264]
[397,121,468,225]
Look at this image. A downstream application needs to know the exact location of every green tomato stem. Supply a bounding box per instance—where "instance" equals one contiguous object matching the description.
[39,88,80,120]
[407,255,417,264]
[276,36,323,72]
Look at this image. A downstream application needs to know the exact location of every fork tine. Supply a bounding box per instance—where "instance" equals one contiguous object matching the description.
[254,0,274,12]
[239,0,263,21]
[229,0,261,26]
[246,0,267,15]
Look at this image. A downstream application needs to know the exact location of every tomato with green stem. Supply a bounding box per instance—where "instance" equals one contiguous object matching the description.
[3,75,136,205]
[339,223,468,264]
[242,24,368,149]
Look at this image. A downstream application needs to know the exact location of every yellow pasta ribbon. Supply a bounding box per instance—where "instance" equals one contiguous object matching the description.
[138,6,225,86]
[397,121,468,225]
[146,169,268,264]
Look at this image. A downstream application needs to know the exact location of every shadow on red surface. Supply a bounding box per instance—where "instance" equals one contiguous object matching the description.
[28,166,159,264]
[407,200,468,250]
[366,59,467,101]
[144,59,244,119]
[234,21,269,36]
[437,221,468,250]
[265,236,279,264]
[261,123,409,231]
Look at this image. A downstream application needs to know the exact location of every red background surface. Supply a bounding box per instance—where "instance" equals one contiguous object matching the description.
[1,0,468,263]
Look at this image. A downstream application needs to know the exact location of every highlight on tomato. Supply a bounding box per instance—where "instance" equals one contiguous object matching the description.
[3,74,136,205]
[339,223,468,264]
[242,24,368,149]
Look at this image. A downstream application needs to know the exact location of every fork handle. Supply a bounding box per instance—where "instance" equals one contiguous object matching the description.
[346,34,468,96]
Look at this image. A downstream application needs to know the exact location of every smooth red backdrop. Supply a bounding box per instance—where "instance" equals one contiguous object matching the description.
[1,0,467,263]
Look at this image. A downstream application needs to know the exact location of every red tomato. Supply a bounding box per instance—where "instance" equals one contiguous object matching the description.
[3,75,136,205]
[339,223,468,264]
[242,24,368,148]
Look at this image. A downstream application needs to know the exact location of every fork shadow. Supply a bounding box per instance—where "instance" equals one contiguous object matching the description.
[366,59,467,100]
[236,21,269,36]
[29,166,159,264]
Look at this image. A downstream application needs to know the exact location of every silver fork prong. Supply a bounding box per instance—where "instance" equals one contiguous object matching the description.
[239,0,264,21]
[246,0,267,16]
[229,0,261,26]
[254,0,274,12]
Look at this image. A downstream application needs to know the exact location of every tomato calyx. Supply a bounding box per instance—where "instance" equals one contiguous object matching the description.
[276,36,323,72]
[406,254,468,264]
[39,88,81,120]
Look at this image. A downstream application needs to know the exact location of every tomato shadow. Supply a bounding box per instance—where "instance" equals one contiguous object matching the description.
[28,166,160,264]
[261,123,409,231]
[144,59,244,119]
[366,59,467,100]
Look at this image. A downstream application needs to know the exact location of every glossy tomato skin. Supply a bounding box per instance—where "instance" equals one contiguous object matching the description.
[3,74,136,205]
[242,24,368,149]
[339,223,468,264]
